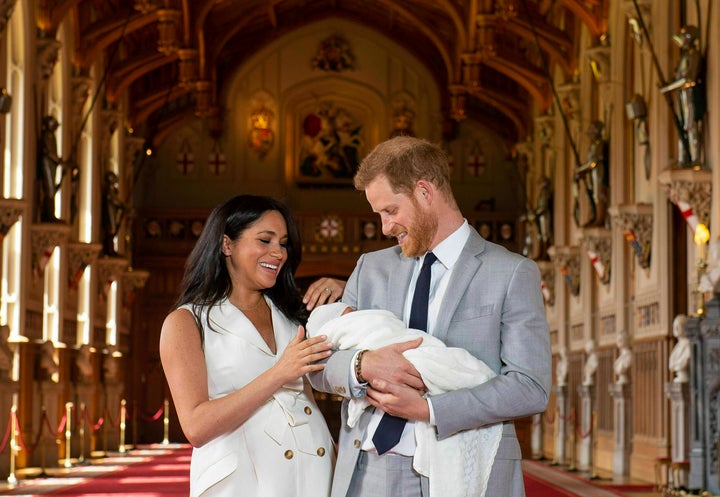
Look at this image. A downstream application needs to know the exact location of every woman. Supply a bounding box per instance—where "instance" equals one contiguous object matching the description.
[160,194,335,497]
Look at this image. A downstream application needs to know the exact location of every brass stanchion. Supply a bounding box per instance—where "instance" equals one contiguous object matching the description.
[78,402,86,464]
[118,399,127,453]
[64,402,73,468]
[38,406,48,477]
[162,398,170,445]
[102,404,108,455]
[7,400,19,487]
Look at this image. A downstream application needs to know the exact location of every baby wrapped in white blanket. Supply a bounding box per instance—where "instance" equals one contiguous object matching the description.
[306,302,502,497]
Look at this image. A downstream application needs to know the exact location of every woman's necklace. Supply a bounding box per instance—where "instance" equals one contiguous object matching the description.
[235,296,265,312]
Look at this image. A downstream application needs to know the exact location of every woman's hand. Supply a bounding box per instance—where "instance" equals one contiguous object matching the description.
[273,326,332,383]
[303,277,346,310]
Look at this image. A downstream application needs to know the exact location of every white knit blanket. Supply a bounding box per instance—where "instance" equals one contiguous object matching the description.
[306,303,502,497]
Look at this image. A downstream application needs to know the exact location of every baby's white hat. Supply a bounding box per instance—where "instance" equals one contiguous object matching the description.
[306,302,348,337]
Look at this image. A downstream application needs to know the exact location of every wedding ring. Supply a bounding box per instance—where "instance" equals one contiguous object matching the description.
[324,287,333,295]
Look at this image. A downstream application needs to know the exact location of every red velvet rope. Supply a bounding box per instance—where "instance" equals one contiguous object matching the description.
[81,405,105,432]
[1,398,165,457]
[575,412,594,439]
[43,411,67,438]
[0,415,12,453]
[135,404,164,422]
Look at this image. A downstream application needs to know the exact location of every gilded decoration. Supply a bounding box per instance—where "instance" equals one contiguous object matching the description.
[311,34,355,72]
[610,204,653,270]
[548,246,581,297]
[67,242,102,290]
[659,168,712,233]
[30,223,70,280]
[248,106,274,159]
[315,216,344,243]
[297,101,363,184]
[581,228,612,285]
[0,198,24,239]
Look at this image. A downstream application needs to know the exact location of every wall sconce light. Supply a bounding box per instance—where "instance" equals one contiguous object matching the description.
[694,223,710,316]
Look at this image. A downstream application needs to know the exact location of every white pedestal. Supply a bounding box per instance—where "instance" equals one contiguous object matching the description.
[578,385,594,472]
[609,383,631,476]
[554,385,568,465]
[665,381,690,488]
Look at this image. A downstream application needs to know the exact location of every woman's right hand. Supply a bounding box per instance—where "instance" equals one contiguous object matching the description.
[273,326,332,383]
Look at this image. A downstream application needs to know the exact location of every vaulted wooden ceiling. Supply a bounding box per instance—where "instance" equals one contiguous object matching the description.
[38,0,608,145]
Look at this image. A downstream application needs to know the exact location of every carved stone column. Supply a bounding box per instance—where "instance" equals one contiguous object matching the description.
[686,296,720,494]
[177,48,199,88]
[609,204,653,270]
[449,84,467,122]
[156,8,181,55]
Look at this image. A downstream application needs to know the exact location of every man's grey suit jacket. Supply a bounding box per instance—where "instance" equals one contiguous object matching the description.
[309,229,552,497]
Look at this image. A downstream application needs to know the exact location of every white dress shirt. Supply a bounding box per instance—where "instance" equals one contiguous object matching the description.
[358,220,471,454]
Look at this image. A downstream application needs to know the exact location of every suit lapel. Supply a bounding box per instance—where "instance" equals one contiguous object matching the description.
[434,231,486,341]
[387,249,414,318]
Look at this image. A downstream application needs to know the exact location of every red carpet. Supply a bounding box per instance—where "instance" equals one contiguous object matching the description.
[0,447,641,497]
[525,471,586,497]
[50,446,191,496]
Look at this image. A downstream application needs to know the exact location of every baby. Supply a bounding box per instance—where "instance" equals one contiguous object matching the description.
[306,302,500,497]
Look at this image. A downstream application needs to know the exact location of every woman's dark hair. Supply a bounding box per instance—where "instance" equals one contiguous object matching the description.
[175,194,308,339]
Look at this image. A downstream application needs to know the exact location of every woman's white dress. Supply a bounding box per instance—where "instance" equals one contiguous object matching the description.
[182,298,334,497]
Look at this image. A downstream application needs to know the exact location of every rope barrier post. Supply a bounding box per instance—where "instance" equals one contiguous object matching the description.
[162,398,169,445]
[38,406,48,477]
[102,404,108,455]
[118,399,127,454]
[7,401,18,487]
[64,402,73,468]
[132,401,138,449]
[78,402,86,464]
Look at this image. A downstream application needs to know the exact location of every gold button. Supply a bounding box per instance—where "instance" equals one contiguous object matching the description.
[304,406,312,415]
[335,386,347,395]
[317,447,326,456]
[284,450,294,459]
[353,439,361,448]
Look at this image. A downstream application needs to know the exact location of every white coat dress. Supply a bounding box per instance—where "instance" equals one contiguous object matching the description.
[182,297,334,497]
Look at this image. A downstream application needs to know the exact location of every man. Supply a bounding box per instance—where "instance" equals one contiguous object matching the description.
[309,136,551,497]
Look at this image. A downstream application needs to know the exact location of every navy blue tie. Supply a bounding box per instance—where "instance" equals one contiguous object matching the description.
[372,252,437,455]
